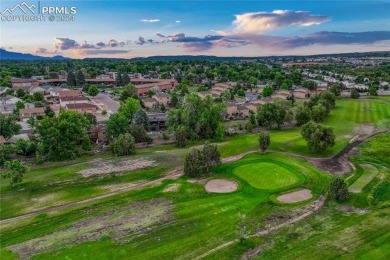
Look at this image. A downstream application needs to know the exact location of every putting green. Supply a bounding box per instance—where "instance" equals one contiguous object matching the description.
[233,162,301,190]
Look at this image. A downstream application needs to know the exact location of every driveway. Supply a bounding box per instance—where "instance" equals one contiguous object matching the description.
[91,93,120,114]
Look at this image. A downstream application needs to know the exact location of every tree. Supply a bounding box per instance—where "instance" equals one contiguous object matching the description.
[303,80,317,91]
[15,88,26,98]
[0,144,14,166]
[67,71,76,86]
[262,85,273,97]
[329,178,350,202]
[184,148,205,177]
[32,92,44,102]
[257,103,286,129]
[129,124,148,143]
[105,113,130,140]
[120,84,137,101]
[301,121,335,153]
[116,73,123,86]
[0,114,22,139]
[295,105,311,126]
[203,142,221,172]
[87,85,99,96]
[44,106,55,117]
[35,110,91,160]
[249,110,256,125]
[76,70,85,86]
[15,100,25,112]
[311,104,327,123]
[175,125,187,148]
[119,97,141,122]
[84,113,97,125]
[133,109,150,131]
[368,85,378,96]
[351,88,360,99]
[122,73,131,85]
[259,131,271,152]
[110,133,136,156]
[329,83,342,96]
[15,139,36,156]
[2,159,28,188]
[170,92,179,108]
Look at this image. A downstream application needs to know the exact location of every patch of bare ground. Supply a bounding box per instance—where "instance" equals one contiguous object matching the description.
[187,178,209,184]
[163,183,181,192]
[103,182,141,192]
[336,205,368,215]
[277,189,313,203]
[241,247,262,260]
[78,158,157,177]
[205,179,238,193]
[7,199,173,259]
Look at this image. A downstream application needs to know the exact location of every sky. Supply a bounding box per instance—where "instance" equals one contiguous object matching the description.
[1,0,389,58]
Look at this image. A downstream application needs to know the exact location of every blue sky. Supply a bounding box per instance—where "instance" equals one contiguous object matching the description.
[1,0,389,58]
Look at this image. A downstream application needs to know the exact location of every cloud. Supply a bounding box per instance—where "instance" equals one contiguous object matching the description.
[55,37,78,50]
[74,49,130,56]
[156,33,166,38]
[175,20,181,23]
[107,39,125,47]
[35,48,59,55]
[141,19,160,23]
[219,10,330,35]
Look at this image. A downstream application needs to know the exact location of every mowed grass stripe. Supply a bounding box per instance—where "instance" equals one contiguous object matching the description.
[363,100,370,123]
[348,164,378,193]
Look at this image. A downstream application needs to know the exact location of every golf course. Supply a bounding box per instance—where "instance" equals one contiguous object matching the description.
[0,97,389,259]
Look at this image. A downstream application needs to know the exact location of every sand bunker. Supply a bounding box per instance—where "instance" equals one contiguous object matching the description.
[78,158,157,177]
[163,183,181,192]
[277,189,312,203]
[205,179,238,193]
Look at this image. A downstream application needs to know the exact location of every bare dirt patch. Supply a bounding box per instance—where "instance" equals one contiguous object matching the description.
[78,158,157,177]
[102,182,140,192]
[336,205,368,215]
[277,189,313,203]
[7,199,173,259]
[205,179,238,193]
[163,183,181,192]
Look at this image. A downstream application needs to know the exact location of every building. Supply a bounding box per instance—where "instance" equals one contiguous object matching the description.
[142,97,158,109]
[10,78,39,91]
[293,88,311,99]
[58,90,82,98]
[147,113,166,131]
[1,96,26,114]
[19,107,45,119]
[152,93,170,106]
[133,79,178,96]
[96,74,111,80]
[65,103,98,114]
[273,90,292,100]
[237,105,250,118]
[88,124,106,144]
[0,135,6,144]
[60,96,90,107]
[225,103,238,119]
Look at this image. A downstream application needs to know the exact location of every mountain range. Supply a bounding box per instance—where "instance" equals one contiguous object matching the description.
[0,49,70,61]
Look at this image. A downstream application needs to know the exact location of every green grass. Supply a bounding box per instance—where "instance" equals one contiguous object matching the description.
[0,152,330,259]
[233,160,303,190]
[348,164,378,193]
[218,97,390,158]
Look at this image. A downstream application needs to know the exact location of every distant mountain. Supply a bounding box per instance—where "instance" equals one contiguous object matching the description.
[0,49,70,61]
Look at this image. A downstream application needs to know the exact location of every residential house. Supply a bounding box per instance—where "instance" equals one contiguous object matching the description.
[272,90,292,100]
[10,78,39,92]
[225,103,238,119]
[142,97,158,109]
[19,107,45,119]
[60,96,90,107]
[29,86,46,94]
[58,90,82,98]
[49,87,68,97]
[58,71,68,80]
[65,103,98,114]
[96,74,111,80]
[293,88,311,99]
[237,105,250,118]
[88,124,106,144]
[152,93,170,106]
[147,113,166,131]
[0,87,8,96]
[0,96,30,114]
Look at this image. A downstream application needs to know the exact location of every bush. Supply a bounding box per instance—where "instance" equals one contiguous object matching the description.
[259,131,270,152]
[110,133,136,156]
[162,132,170,140]
[184,142,221,177]
[175,125,187,148]
[329,178,350,202]
[351,88,360,99]
[101,110,107,116]
[301,121,335,153]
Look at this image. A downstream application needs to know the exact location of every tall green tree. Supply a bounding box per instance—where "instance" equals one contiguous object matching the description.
[35,110,91,160]
[76,70,86,86]
[295,105,311,126]
[2,159,28,188]
[257,103,286,129]
[259,131,271,152]
[122,73,131,85]
[329,178,350,202]
[105,113,130,140]
[133,109,150,131]
[351,88,360,99]
[0,114,21,139]
[119,97,141,122]
[301,121,335,153]
[110,133,136,156]
[66,71,76,87]
[175,125,187,148]
[261,85,273,97]
[203,142,221,172]
[120,84,138,101]
[87,85,99,96]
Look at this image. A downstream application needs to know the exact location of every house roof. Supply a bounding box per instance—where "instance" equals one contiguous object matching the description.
[60,96,89,102]
[58,90,82,98]
[143,97,158,103]
[10,78,38,83]
[19,107,45,114]
[65,103,97,110]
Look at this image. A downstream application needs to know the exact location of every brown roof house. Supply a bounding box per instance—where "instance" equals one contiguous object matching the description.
[19,107,45,119]
[152,93,170,106]
[88,124,106,144]
[225,103,238,119]
[10,78,39,92]
[65,103,98,114]
[58,90,82,98]
[60,96,90,107]
[142,97,158,109]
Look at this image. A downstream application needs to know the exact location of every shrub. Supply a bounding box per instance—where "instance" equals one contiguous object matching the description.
[259,131,271,152]
[329,178,350,202]
[110,133,136,156]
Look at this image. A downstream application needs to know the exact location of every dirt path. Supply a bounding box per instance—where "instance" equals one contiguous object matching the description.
[195,196,326,259]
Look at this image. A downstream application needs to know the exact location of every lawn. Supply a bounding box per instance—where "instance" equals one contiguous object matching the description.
[0,152,330,259]
[218,96,390,157]
[348,164,378,193]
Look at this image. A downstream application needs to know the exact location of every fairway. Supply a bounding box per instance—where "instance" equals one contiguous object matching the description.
[234,162,300,190]
[349,164,378,193]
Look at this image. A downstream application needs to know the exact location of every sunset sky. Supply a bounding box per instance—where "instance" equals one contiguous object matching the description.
[1,0,390,58]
